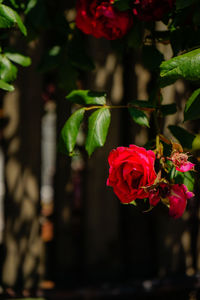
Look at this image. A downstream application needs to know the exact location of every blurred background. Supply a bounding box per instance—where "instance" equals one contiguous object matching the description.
[0,0,200,299]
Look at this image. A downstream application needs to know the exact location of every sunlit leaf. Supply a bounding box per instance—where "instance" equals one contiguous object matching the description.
[66,90,106,106]
[175,171,195,192]
[0,79,14,91]
[0,54,17,82]
[85,108,111,156]
[128,107,149,127]
[60,108,85,155]
[160,48,200,87]
[59,108,85,155]
[0,4,27,35]
[5,52,31,67]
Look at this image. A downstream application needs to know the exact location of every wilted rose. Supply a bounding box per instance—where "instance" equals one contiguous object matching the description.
[133,0,174,21]
[76,0,133,40]
[149,182,170,206]
[171,151,195,172]
[107,145,157,203]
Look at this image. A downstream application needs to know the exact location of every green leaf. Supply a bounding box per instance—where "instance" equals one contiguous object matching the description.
[85,108,111,156]
[60,108,85,155]
[192,134,200,150]
[113,0,130,11]
[142,45,164,71]
[160,103,177,116]
[129,200,137,206]
[128,107,149,127]
[168,125,195,149]
[5,52,31,67]
[0,13,13,28]
[175,171,195,192]
[184,88,200,121]
[0,4,27,35]
[0,54,17,82]
[160,48,200,87]
[176,0,197,10]
[24,0,38,14]
[0,79,14,91]
[66,90,106,106]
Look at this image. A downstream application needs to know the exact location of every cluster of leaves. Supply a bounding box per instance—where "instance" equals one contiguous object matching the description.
[58,0,200,162]
[1,0,200,164]
[0,0,32,91]
[59,90,179,156]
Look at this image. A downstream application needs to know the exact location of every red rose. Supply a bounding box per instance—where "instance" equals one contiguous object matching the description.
[76,0,133,40]
[107,145,157,203]
[133,0,174,21]
[168,184,194,219]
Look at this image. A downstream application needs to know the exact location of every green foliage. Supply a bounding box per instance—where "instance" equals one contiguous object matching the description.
[184,88,200,121]
[59,108,85,155]
[170,27,200,56]
[160,48,200,87]
[0,3,27,35]
[159,103,177,116]
[66,90,106,106]
[4,51,31,66]
[0,79,14,91]
[85,108,111,156]
[175,171,195,192]
[128,107,150,127]
[0,54,18,82]
[176,0,197,10]
[168,125,196,149]
[192,134,200,150]
[24,0,38,14]
[113,0,130,11]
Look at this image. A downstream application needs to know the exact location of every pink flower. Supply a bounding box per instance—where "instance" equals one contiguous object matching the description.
[76,0,133,40]
[171,151,195,172]
[168,184,194,219]
[107,145,157,203]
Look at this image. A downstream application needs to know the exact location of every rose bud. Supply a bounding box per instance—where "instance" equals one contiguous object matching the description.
[168,184,194,219]
[171,151,195,172]
[76,0,133,40]
[107,145,157,203]
[133,0,174,22]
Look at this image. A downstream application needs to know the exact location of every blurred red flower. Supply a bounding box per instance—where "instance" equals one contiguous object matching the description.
[76,0,133,40]
[133,0,174,21]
